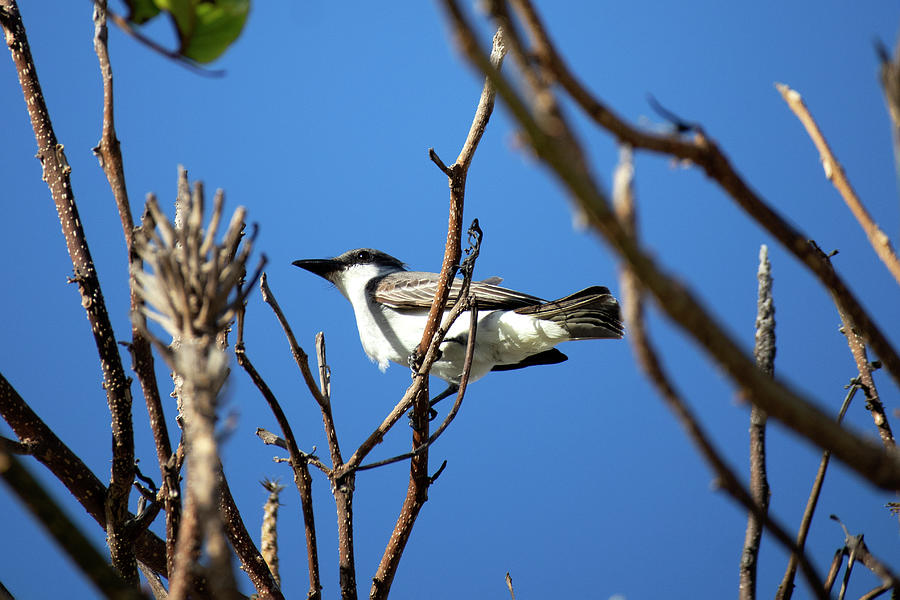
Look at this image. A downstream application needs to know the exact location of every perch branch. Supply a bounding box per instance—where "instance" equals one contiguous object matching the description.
[357,297,479,473]
[819,249,894,448]
[370,29,505,600]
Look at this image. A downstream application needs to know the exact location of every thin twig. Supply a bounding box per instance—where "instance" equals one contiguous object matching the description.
[0,436,32,454]
[439,0,900,491]
[260,480,285,587]
[776,83,900,288]
[832,515,900,593]
[876,39,900,198]
[253,274,328,598]
[357,296,479,473]
[776,382,858,600]
[505,572,516,600]
[92,2,176,581]
[740,245,775,600]
[612,146,827,600]
[259,274,330,409]
[859,582,893,600]
[818,248,895,448]
[370,30,505,600]
[825,547,848,594]
[138,562,168,600]
[314,332,343,468]
[235,343,322,600]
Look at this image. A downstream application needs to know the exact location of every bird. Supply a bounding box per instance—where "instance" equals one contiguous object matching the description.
[293,248,623,400]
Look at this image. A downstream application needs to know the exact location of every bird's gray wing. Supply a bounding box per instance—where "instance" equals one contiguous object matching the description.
[373,271,543,310]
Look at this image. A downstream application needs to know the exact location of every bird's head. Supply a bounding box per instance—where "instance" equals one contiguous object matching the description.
[293,248,406,298]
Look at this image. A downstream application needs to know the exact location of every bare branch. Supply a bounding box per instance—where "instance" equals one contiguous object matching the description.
[0,0,137,582]
[314,332,343,469]
[776,382,858,600]
[505,572,517,600]
[260,480,285,587]
[504,0,900,395]
[259,274,330,410]
[357,296,479,473]
[370,30,505,599]
[877,39,900,197]
[831,515,900,593]
[138,562,168,600]
[740,245,775,600]
[0,373,180,581]
[439,0,900,491]
[819,249,895,448]
[612,146,826,600]
[235,345,322,599]
[0,449,146,600]
[777,83,900,287]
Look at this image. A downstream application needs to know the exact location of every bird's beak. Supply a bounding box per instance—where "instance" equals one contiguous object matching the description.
[292,258,341,281]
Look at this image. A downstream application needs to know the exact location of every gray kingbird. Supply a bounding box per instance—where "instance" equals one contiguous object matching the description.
[293,248,623,395]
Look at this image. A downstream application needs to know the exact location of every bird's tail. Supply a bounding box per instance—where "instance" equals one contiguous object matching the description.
[515,286,624,340]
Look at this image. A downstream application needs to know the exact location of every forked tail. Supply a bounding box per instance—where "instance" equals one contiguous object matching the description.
[515,286,624,340]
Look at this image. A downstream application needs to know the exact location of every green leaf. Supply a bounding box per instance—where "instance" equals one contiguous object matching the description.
[122,0,249,64]
[155,0,199,47]
[123,0,162,24]
[180,0,250,63]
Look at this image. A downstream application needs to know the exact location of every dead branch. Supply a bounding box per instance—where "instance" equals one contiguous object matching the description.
[439,0,900,491]
[369,29,506,600]
[235,325,321,599]
[503,0,900,396]
[0,449,146,600]
[260,480,285,587]
[776,383,858,600]
[777,83,900,288]
[740,245,775,600]
[0,373,178,581]
[92,3,179,578]
[817,249,895,448]
[0,0,137,582]
[132,182,269,599]
[612,146,826,599]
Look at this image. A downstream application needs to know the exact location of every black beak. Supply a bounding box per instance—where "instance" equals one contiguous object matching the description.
[292,258,340,281]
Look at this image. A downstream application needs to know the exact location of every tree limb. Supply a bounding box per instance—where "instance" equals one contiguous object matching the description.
[439,0,900,491]
[1,0,136,582]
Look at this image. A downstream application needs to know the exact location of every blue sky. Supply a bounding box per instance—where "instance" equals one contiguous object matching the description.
[2,1,899,598]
